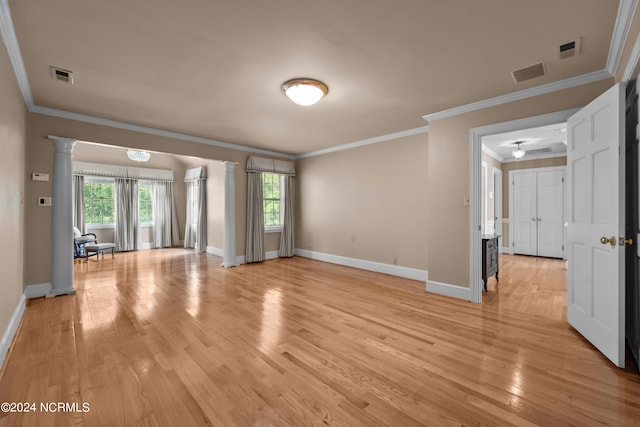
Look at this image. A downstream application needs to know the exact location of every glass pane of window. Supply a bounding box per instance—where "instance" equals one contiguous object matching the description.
[84,181,116,225]
[262,173,282,227]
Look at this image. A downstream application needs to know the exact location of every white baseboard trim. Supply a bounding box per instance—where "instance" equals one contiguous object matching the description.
[499,247,509,254]
[140,243,156,250]
[206,246,224,258]
[24,283,51,299]
[265,250,279,260]
[294,249,428,281]
[426,280,471,301]
[0,294,26,372]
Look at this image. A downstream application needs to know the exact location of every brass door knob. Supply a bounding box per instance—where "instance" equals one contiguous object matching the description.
[600,236,617,246]
[619,237,634,246]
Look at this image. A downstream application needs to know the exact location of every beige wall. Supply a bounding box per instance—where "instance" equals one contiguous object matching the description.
[0,42,27,341]
[426,79,613,287]
[24,113,288,285]
[500,156,567,247]
[295,133,429,271]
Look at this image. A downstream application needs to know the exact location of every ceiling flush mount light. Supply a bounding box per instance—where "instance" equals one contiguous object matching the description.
[127,150,151,162]
[512,141,526,160]
[281,78,329,106]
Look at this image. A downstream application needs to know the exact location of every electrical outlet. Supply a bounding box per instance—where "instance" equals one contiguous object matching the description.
[392,256,398,265]
[350,235,356,243]
[463,195,471,206]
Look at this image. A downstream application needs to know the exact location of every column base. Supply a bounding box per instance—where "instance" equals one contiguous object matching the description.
[46,288,76,298]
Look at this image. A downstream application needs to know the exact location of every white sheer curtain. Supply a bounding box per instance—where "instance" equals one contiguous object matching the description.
[279,175,294,257]
[245,171,265,262]
[72,175,85,234]
[184,167,207,252]
[153,181,179,248]
[115,178,139,251]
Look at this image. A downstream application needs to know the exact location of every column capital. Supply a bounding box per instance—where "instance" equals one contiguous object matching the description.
[48,135,76,154]
[223,161,238,172]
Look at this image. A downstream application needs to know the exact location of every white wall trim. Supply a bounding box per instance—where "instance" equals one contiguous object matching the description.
[0,0,33,109]
[32,105,294,160]
[295,126,429,159]
[423,70,611,124]
[0,294,26,372]
[24,283,51,299]
[426,280,471,301]
[294,248,428,281]
[481,145,503,162]
[206,246,224,258]
[607,0,640,76]
[139,243,155,250]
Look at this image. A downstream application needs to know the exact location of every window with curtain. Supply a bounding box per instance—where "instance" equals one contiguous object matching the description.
[84,177,115,225]
[263,173,284,230]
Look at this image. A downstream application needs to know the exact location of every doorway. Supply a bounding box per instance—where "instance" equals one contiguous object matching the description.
[469,108,579,303]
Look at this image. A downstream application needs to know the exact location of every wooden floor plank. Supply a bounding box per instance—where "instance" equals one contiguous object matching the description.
[0,250,638,426]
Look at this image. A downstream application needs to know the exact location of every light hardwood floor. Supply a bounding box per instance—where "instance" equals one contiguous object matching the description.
[1,250,639,426]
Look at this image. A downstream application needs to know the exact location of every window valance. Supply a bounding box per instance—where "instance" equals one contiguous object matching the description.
[184,166,207,182]
[73,161,175,181]
[246,156,295,176]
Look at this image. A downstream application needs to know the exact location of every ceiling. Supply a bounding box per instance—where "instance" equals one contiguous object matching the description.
[481,123,567,162]
[6,0,622,155]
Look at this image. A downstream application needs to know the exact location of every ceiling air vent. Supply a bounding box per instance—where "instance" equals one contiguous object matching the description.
[49,66,74,84]
[511,62,545,84]
[557,38,581,60]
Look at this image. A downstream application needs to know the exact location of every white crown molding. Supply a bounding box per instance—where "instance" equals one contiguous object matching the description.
[607,0,639,76]
[295,125,429,159]
[0,0,33,108]
[31,105,294,160]
[481,145,504,163]
[422,70,613,124]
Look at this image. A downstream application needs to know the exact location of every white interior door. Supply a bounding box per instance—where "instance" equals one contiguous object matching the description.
[537,170,564,258]
[567,83,625,368]
[513,172,537,255]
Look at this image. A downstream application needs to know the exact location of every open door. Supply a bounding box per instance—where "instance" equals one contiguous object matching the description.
[567,83,626,367]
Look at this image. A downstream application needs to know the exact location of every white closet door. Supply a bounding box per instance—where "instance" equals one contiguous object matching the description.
[537,170,564,258]
[513,172,537,255]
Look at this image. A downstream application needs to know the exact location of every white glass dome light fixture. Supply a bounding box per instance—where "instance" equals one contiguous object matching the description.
[282,78,329,106]
[127,149,151,162]
[512,141,526,160]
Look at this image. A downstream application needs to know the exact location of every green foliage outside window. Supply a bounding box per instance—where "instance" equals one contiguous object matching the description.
[139,184,153,223]
[84,182,115,224]
[263,173,281,227]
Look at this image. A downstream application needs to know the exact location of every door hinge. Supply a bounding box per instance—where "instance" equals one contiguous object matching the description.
[562,245,564,251]
[478,225,481,231]
[562,177,564,183]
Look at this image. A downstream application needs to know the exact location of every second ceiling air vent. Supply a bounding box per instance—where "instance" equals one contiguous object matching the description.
[511,62,545,84]
[50,66,74,84]
[557,38,581,60]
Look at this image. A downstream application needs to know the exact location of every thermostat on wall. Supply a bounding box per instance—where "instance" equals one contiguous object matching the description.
[32,173,49,182]
[38,197,52,206]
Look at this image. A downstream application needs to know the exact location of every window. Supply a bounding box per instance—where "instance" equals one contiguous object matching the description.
[84,178,115,225]
[139,182,153,224]
[263,173,284,230]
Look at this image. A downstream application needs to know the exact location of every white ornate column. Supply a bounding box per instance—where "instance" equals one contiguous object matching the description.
[222,161,238,267]
[48,136,77,297]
